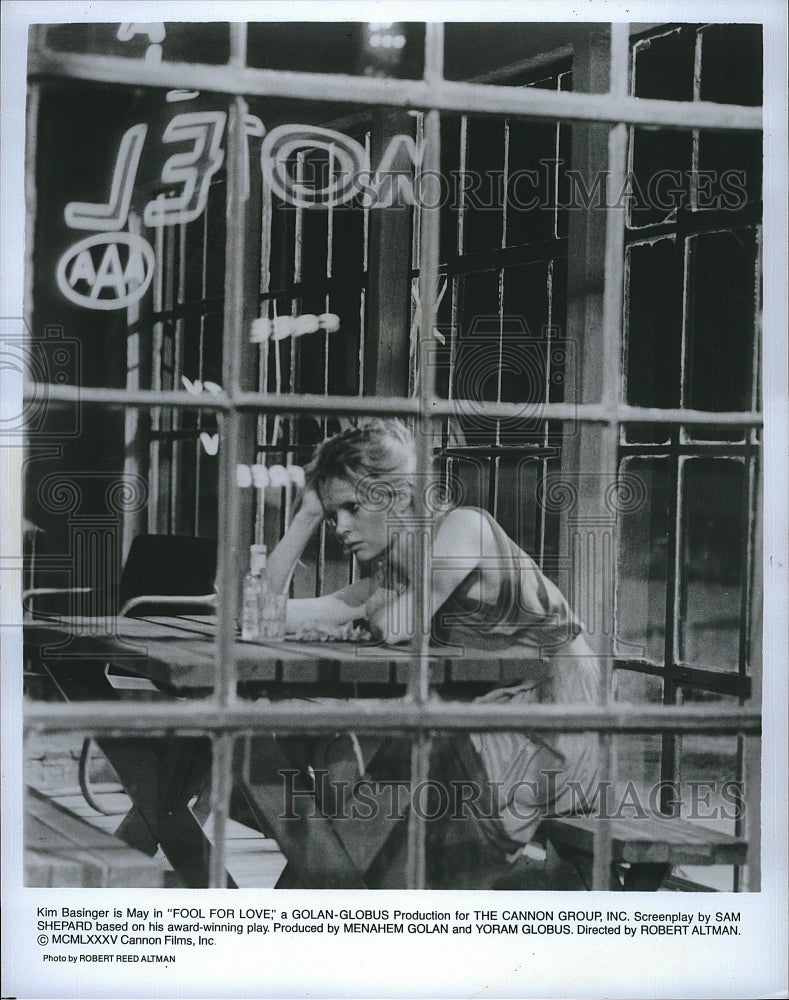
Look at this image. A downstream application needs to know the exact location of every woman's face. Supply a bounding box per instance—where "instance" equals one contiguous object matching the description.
[319,475,404,561]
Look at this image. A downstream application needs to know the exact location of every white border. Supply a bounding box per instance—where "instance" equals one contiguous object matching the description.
[2,3,787,999]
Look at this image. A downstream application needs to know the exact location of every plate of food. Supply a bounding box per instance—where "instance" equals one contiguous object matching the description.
[286,620,376,643]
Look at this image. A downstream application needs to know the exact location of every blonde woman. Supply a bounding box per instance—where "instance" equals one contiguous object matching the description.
[264,418,600,887]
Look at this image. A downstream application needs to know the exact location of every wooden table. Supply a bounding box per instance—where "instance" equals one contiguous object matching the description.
[24,614,521,888]
[25,615,750,891]
[24,613,537,691]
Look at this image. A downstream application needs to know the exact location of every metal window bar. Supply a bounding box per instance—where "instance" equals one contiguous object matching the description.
[122,208,148,556]
[24,700,761,737]
[28,45,761,132]
[171,221,187,531]
[22,21,763,891]
[195,183,212,534]
[613,659,752,698]
[149,195,166,531]
[208,74,249,886]
[202,25,249,890]
[27,383,764,426]
[403,21,445,889]
[588,21,631,888]
[160,206,178,532]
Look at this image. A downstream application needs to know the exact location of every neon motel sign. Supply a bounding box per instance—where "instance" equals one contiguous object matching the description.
[56,113,423,311]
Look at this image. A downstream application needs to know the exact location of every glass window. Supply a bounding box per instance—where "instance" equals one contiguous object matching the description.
[22,20,762,894]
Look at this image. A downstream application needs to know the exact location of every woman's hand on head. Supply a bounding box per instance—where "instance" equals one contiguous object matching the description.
[264,485,325,590]
[297,486,325,522]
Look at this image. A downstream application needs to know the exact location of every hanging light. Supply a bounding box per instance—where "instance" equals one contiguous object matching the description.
[362,22,409,76]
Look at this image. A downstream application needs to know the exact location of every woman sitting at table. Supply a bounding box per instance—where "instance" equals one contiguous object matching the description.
[264,418,601,888]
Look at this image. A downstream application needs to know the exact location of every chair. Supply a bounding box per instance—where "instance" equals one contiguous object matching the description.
[25,534,217,813]
[115,534,218,617]
[24,533,218,619]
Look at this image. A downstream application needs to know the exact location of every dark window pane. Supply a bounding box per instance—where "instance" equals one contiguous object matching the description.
[45,22,231,64]
[680,459,744,670]
[450,271,501,444]
[625,238,683,442]
[699,24,763,107]
[326,291,363,396]
[501,260,550,402]
[456,270,501,355]
[495,456,527,545]
[246,22,425,79]
[697,130,762,210]
[439,116,463,267]
[506,79,561,247]
[697,24,763,212]
[616,458,670,663]
[446,455,491,510]
[633,27,696,102]
[453,307,502,406]
[268,196,297,291]
[463,118,506,254]
[629,28,696,228]
[443,23,583,81]
[331,199,366,270]
[202,185,228,301]
[516,453,562,566]
[629,129,693,228]
[299,203,329,281]
[686,230,757,428]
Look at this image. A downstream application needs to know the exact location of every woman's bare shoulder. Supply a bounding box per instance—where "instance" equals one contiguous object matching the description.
[435,506,498,557]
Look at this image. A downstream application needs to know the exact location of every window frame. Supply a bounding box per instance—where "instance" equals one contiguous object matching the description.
[23,21,763,891]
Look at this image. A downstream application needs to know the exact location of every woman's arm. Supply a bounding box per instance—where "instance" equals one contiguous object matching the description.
[266,488,376,629]
[286,579,372,630]
[367,508,493,643]
[264,489,323,593]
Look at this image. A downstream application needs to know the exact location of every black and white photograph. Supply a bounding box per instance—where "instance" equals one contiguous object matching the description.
[1,2,787,998]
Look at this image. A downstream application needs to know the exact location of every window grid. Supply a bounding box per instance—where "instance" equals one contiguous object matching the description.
[621,24,762,887]
[23,21,763,891]
[252,119,370,578]
[141,175,227,541]
[428,65,570,564]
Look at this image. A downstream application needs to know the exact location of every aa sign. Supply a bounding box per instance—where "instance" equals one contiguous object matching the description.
[56,232,155,311]
[56,110,421,311]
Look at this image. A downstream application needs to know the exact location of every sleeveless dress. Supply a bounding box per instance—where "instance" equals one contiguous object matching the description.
[432,507,602,852]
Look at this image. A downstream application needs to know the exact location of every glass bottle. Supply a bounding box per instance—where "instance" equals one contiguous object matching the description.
[240,544,267,641]
[258,557,287,641]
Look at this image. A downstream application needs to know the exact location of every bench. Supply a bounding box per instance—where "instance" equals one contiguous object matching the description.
[542,814,748,890]
[25,786,166,888]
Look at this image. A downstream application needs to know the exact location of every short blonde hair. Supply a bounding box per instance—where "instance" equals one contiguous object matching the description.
[305,419,416,491]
